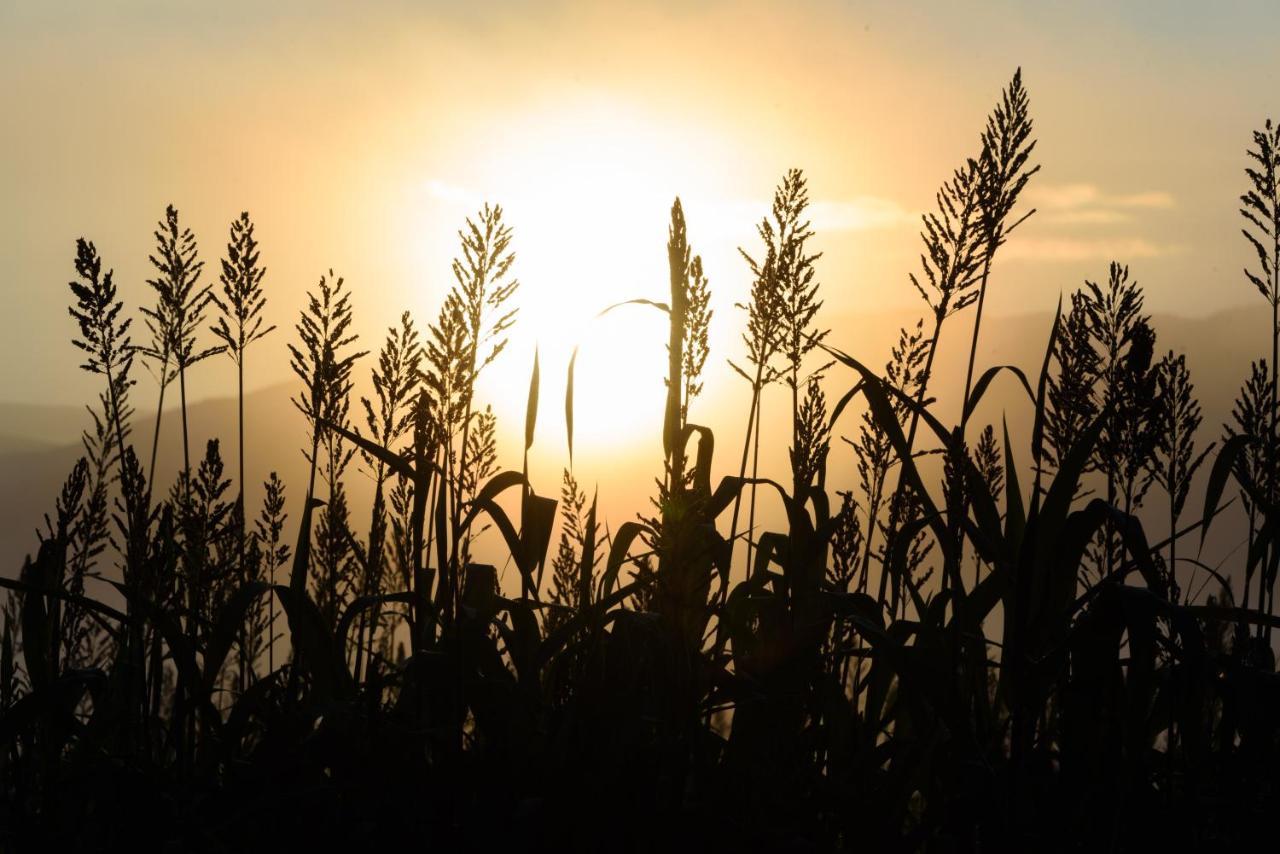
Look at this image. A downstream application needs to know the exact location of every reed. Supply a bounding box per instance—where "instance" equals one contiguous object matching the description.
[6,72,1280,851]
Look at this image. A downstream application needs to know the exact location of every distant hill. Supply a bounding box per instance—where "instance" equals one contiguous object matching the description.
[0,382,317,568]
[0,305,1268,598]
[0,433,64,458]
[0,400,89,448]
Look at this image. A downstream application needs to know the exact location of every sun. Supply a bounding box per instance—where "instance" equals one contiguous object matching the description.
[417,97,739,466]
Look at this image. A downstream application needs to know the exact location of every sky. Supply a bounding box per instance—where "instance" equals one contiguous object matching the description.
[1,0,1278,502]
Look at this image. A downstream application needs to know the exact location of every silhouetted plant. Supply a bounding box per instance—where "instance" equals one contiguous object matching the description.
[0,595,18,708]
[827,490,864,592]
[646,197,719,664]
[790,376,830,495]
[968,423,1003,587]
[546,469,598,636]
[256,472,289,673]
[211,211,275,567]
[67,239,134,474]
[770,170,830,476]
[730,174,805,573]
[459,404,497,565]
[312,479,356,632]
[172,439,233,655]
[681,255,712,424]
[853,320,928,606]
[662,197,697,489]
[289,269,364,596]
[13,72,1280,852]
[1240,119,1280,431]
[1147,352,1212,602]
[908,162,983,416]
[1045,299,1100,472]
[1240,118,1280,625]
[972,423,1004,500]
[426,203,518,605]
[962,68,1040,416]
[355,311,419,678]
[1070,263,1156,577]
[387,475,415,597]
[311,329,359,631]
[1225,359,1276,613]
[146,205,220,480]
[137,270,178,487]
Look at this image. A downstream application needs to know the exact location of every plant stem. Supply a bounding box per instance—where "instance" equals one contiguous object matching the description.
[726,369,763,590]
[962,252,996,432]
[147,356,170,488]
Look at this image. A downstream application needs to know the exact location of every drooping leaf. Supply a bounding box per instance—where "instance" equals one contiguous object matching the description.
[525,345,539,452]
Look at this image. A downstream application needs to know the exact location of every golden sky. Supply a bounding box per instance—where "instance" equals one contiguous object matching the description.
[2,1,1277,500]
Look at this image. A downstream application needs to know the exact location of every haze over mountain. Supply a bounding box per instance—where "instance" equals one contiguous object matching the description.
[1,303,1262,599]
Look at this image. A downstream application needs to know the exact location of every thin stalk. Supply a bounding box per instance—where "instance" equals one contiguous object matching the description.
[745,389,765,575]
[104,366,130,487]
[179,365,192,483]
[881,312,944,618]
[236,356,247,692]
[962,252,996,430]
[790,366,801,496]
[147,354,170,487]
[726,367,764,590]
[356,463,388,685]
[267,551,276,674]
[1269,231,1280,638]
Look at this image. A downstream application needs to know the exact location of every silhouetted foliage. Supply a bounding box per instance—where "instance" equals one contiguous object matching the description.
[8,75,1280,854]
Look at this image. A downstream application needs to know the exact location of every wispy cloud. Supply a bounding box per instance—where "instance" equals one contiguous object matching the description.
[1003,236,1178,262]
[705,195,915,238]
[1005,183,1178,261]
[1028,182,1175,225]
[425,178,480,206]
[809,197,915,231]
[426,177,919,239]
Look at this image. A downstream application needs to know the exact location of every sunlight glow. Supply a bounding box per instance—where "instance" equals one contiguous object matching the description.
[415,98,744,460]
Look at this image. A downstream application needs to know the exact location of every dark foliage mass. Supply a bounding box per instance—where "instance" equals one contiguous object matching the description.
[4,70,1280,852]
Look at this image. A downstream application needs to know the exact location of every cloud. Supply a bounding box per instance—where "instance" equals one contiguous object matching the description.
[692,194,916,238]
[1002,236,1177,262]
[425,178,480,206]
[1027,182,1175,226]
[1038,209,1130,225]
[805,184,1173,236]
[1110,190,1176,209]
[1003,183,1178,261]
[809,197,915,232]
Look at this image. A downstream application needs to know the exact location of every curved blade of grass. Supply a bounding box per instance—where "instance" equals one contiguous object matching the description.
[963,364,1035,425]
[579,489,598,608]
[537,573,656,666]
[888,512,935,619]
[459,470,527,534]
[565,345,578,464]
[525,345,539,452]
[337,591,435,661]
[681,423,716,496]
[523,492,558,595]
[565,298,672,466]
[319,416,417,482]
[1200,433,1249,553]
[601,521,649,598]
[288,496,324,595]
[828,379,864,432]
[1029,295,1062,486]
[1002,416,1025,548]
[201,580,274,692]
[0,575,128,628]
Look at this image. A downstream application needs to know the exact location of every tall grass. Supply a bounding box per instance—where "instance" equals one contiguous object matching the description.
[4,74,1280,851]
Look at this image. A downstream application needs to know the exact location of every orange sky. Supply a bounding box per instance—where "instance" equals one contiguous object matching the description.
[2,1,1278,539]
